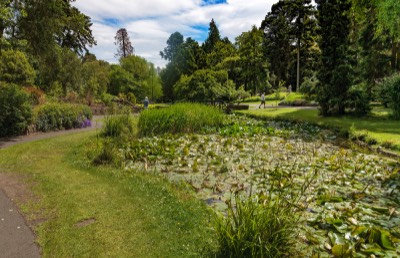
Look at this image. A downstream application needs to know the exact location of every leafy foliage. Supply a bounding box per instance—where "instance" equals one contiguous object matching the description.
[173,69,235,103]
[0,49,35,85]
[0,83,33,137]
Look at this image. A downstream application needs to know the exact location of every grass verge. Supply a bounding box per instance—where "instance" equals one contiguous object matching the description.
[238,108,400,152]
[0,131,216,257]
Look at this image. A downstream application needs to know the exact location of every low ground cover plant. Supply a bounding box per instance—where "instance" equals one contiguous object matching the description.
[34,103,92,132]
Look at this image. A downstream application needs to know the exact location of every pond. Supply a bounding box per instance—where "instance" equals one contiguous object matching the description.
[121,117,400,256]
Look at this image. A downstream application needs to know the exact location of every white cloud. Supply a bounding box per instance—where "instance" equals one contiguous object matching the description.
[73,0,277,68]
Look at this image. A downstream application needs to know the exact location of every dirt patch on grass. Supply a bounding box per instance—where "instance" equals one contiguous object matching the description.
[0,173,33,205]
[75,218,97,228]
[0,173,45,227]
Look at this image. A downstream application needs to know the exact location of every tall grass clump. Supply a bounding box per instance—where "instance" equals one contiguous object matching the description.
[138,103,224,136]
[214,193,299,258]
[100,113,136,138]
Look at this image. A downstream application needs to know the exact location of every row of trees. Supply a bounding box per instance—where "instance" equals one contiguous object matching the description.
[0,1,161,105]
[159,20,263,103]
[160,0,400,117]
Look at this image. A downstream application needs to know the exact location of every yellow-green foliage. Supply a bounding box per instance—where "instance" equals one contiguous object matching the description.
[138,103,224,136]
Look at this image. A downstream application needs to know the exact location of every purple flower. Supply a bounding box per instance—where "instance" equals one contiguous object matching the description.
[80,119,92,128]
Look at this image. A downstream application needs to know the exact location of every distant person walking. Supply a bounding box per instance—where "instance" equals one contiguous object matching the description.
[143,96,149,109]
[259,92,266,109]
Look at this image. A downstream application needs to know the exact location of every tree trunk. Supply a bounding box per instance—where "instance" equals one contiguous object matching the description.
[391,40,399,70]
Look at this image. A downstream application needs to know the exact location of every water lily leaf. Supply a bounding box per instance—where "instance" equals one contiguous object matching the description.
[328,231,346,245]
[326,217,343,226]
[370,206,389,215]
[361,243,385,255]
[306,232,320,245]
[380,230,395,250]
[332,244,351,258]
[351,225,368,239]
[333,224,348,234]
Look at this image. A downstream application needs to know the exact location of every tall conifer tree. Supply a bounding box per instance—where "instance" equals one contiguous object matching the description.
[316,0,352,116]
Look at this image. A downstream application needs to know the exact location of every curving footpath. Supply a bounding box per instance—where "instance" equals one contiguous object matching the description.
[0,118,102,257]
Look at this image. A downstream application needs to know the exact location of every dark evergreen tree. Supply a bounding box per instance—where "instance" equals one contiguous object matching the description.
[115,28,134,59]
[316,0,353,116]
[202,19,221,53]
[261,0,316,90]
[160,32,184,61]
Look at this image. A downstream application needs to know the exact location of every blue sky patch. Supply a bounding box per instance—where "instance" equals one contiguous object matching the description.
[201,0,227,6]
[191,25,209,41]
[103,18,120,26]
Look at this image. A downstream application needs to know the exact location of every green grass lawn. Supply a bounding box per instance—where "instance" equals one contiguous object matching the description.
[239,108,400,151]
[0,131,216,257]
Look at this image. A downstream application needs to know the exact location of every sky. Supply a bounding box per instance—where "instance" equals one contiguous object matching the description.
[72,0,278,68]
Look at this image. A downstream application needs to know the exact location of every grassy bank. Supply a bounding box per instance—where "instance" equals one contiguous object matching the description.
[239,108,400,151]
[0,131,215,257]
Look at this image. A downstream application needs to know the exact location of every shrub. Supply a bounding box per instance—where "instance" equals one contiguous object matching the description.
[0,83,33,137]
[378,73,400,119]
[138,103,224,136]
[345,84,371,115]
[299,75,318,99]
[34,103,92,132]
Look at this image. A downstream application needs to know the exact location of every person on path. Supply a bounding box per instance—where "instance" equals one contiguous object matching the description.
[259,92,266,109]
[143,96,149,109]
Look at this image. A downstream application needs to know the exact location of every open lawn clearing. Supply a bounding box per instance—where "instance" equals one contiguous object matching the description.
[239,108,400,152]
[119,116,400,256]
[0,131,215,257]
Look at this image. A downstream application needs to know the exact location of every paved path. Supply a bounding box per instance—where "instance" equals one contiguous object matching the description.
[0,117,102,257]
[0,190,41,258]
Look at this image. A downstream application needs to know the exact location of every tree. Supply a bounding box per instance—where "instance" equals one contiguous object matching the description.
[203,19,221,53]
[81,60,110,104]
[174,69,234,103]
[160,32,184,61]
[108,64,135,96]
[261,1,295,87]
[236,26,269,94]
[18,0,95,57]
[261,0,317,90]
[115,55,162,101]
[115,28,134,59]
[316,0,353,116]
